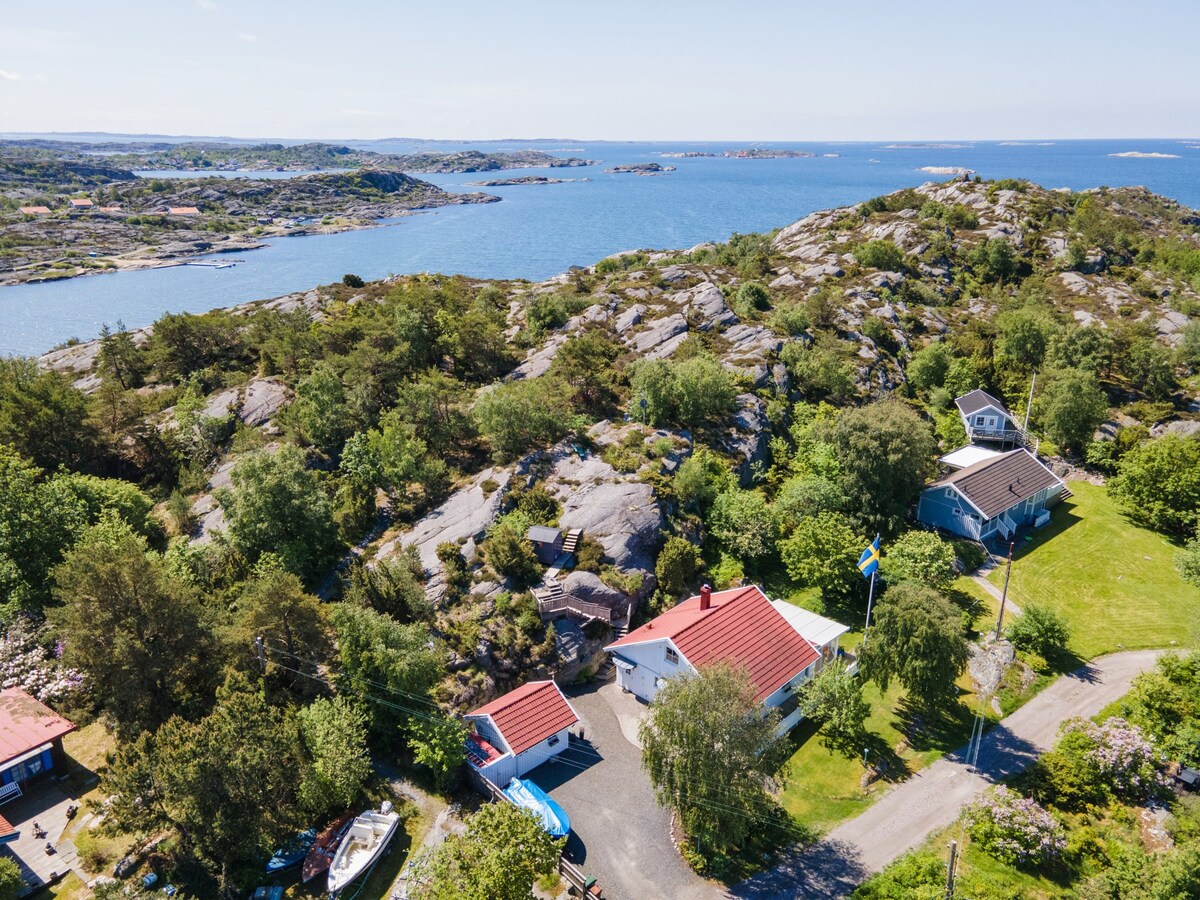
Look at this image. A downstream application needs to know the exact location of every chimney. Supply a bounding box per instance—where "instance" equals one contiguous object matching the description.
[699,584,712,611]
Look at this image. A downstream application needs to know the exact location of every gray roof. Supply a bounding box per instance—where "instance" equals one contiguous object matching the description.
[932,449,1064,519]
[527,525,562,544]
[955,389,1010,418]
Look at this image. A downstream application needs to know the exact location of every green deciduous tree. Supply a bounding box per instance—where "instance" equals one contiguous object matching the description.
[292,363,353,459]
[1005,604,1071,658]
[298,696,371,815]
[708,489,777,563]
[1109,434,1200,535]
[673,449,734,512]
[1036,368,1108,454]
[410,801,563,900]
[472,378,574,462]
[905,343,951,396]
[825,401,937,537]
[51,519,218,738]
[639,663,791,857]
[1178,539,1200,587]
[332,603,443,741]
[855,239,904,271]
[780,512,863,599]
[797,660,869,752]
[407,716,467,792]
[628,355,737,429]
[218,445,339,581]
[859,583,970,710]
[882,531,957,593]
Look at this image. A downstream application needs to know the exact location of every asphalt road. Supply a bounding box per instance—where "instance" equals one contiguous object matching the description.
[731,649,1163,900]
[535,680,728,900]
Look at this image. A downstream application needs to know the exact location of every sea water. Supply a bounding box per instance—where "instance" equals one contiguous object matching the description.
[2,139,1198,355]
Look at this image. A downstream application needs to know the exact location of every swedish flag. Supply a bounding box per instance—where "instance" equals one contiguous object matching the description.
[857,537,881,579]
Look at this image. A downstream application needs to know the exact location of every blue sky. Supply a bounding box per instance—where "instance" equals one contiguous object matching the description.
[1,0,1197,140]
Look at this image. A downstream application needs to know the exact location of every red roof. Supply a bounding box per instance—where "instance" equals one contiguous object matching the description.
[0,689,75,767]
[0,814,14,844]
[468,681,578,756]
[607,586,820,703]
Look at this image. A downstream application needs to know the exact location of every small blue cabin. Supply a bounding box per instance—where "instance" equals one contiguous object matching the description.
[955,389,1023,445]
[916,448,1068,542]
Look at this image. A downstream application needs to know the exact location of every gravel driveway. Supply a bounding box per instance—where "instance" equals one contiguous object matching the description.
[731,649,1163,900]
[531,680,727,900]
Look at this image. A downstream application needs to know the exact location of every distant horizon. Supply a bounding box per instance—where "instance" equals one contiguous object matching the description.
[4,131,1200,145]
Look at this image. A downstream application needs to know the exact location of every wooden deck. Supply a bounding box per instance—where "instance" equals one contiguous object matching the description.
[0,779,85,895]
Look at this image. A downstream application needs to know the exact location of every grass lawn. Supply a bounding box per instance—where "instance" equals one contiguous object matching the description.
[987,482,1200,658]
[776,584,995,835]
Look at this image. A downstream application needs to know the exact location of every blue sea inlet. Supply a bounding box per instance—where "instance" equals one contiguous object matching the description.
[2,138,1198,356]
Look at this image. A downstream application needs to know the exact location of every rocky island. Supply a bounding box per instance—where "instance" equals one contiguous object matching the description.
[27,140,597,174]
[0,156,497,285]
[465,175,589,186]
[604,163,675,175]
[722,148,816,158]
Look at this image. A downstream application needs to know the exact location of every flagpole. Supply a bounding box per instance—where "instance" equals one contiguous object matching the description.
[863,533,880,644]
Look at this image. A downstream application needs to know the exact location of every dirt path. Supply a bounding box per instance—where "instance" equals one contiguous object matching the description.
[730,649,1163,900]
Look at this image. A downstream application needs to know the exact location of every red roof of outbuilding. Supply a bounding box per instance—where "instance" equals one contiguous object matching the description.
[0,689,75,767]
[467,681,578,756]
[607,585,821,703]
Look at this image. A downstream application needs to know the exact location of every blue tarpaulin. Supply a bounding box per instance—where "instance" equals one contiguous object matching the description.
[503,778,571,838]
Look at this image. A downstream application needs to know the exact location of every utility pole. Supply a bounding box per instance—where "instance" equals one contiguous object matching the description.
[994,542,1015,637]
[945,840,958,899]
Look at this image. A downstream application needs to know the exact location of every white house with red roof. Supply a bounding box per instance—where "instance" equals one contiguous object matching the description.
[464,680,579,786]
[605,585,849,734]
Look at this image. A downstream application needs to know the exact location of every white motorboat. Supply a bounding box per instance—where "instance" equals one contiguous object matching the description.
[327,801,400,894]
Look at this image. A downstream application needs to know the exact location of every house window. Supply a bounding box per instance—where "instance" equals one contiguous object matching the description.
[952,508,961,517]
[974,415,985,426]
[665,647,679,665]
[548,735,560,747]
[944,488,955,499]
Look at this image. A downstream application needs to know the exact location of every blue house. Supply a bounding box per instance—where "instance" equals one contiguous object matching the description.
[916,448,1068,542]
[955,389,1024,445]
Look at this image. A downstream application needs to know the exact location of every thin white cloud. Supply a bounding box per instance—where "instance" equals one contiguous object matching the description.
[236,32,258,43]
[0,69,21,81]
[196,0,218,10]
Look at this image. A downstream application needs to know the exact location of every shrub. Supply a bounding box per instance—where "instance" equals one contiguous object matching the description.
[966,785,1065,866]
[881,530,957,592]
[655,536,702,600]
[854,240,904,271]
[1005,604,1071,656]
[1061,717,1164,801]
[341,273,365,288]
[573,535,605,572]
[1178,539,1200,587]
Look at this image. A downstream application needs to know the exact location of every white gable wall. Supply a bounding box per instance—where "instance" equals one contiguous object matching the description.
[611,637,694,702]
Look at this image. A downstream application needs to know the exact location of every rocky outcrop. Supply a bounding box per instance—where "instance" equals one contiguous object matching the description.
[239,378,291,427]
[721,394,770,487]
[543,442,662,575]
[377,464,524,601]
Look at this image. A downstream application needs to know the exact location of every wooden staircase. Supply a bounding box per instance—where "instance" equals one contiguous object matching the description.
[561,528,583,556]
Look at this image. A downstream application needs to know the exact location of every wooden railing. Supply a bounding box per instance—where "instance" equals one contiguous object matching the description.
[536,594,616,624]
